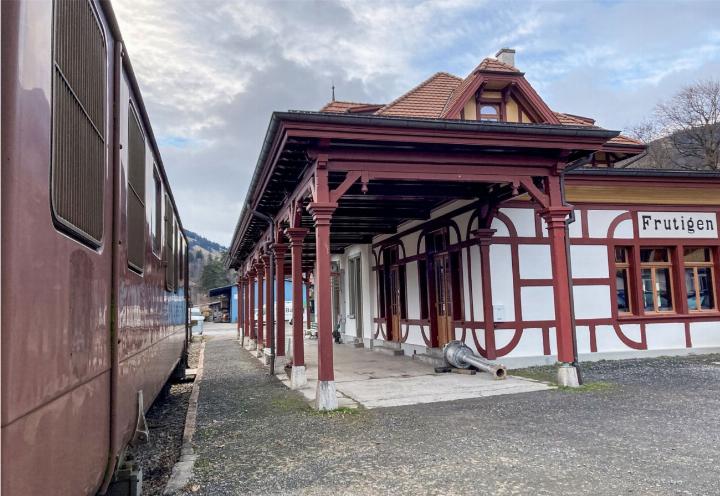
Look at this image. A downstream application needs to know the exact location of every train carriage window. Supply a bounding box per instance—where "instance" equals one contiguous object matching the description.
[127,105,146,272]
[152,170,162,256]
[165,194,176,291]
[51,0,107,247]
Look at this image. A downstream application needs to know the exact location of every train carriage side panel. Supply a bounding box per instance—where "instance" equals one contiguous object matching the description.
[113,41,187,459]
[1,1,114,494]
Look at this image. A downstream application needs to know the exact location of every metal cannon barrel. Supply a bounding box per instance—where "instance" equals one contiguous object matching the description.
[443,340,507,379]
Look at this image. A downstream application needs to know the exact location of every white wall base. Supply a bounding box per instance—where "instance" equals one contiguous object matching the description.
[315,380,338,411]
[557,364,580,387]
[255,346,264,358]
[290,365,307,389]
[246,339,257,351]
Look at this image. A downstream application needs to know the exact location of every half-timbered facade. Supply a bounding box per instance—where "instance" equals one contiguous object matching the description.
[227,49,720,409]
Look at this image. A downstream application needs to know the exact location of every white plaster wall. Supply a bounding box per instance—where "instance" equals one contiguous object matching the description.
[587,210,628,238]
[403,231,421,257]
[461,249,471,321]
[452,211,473,241]
[568,211,583,238]
[689,321,720,347]
[518,244,552,279]
[645,322,686,350]
[499,207,536,237]
[575,325,591,354]
[595,324,641,352]
[573,285,612,319]
[520,286,555,321]
[613,219,634,239]
[570,245,609,278]
[469,245,484,320]
[405,324,425,346]
[405,261,420,320]
[501,328,544,358]
[490,217,510,236]
[490,244,515,320]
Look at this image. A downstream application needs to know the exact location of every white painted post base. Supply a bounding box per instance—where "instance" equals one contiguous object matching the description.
[274,355,287,370]
[246,339,257,351]
[290,365,307,389]
[557,364,580,387]
[255,347,264,358]
[315,380,338,411]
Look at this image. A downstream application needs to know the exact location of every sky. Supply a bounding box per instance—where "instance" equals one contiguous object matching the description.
[113,0,720,247]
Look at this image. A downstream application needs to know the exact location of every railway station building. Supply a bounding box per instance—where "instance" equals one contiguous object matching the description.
[227,49,720,409]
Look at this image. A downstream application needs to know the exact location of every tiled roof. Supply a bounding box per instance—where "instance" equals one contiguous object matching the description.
[473,57,520,73]
[375,72,462,118]
[320,100,381,113]
[317,61,643,150]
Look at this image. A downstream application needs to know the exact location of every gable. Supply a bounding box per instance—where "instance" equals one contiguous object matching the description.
[441,58,560,125]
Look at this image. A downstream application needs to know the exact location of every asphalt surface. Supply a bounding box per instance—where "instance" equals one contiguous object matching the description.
[182,334,720,495]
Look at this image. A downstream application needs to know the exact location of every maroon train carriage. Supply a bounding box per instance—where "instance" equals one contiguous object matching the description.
[1,1,190,494]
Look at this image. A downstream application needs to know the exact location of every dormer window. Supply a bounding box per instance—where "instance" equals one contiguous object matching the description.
[479,104,500,122]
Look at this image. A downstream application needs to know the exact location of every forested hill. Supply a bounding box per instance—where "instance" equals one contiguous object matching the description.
[185,230,235,303]
[186,230,227,253]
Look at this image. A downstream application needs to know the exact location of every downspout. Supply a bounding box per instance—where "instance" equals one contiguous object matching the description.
[247,205,276,376]
[560,155,594,386]
[99,40,123,494]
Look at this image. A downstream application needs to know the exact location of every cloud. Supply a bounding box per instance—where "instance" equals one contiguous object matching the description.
[113,0,720,245]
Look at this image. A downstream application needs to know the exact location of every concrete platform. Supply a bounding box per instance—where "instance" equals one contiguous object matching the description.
[276,339,551,409]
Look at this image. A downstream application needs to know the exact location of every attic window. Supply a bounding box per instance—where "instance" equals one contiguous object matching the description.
[479,104,500,122]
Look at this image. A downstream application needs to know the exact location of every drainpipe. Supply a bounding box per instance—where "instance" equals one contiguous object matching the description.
[559,155,595,386]
[248,205,276,375]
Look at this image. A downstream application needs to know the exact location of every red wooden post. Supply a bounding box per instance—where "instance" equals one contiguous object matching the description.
[244,273,251,338]
[262,254,272,353]
[248,270,256,348]
[542,206,575,364]
[255,260,265,350]
[287,228,308,369]
[308,202,338,409]
[473,228,497,359]
[237,275,245,340]
[274,240,287,362]
[305,280,312,328]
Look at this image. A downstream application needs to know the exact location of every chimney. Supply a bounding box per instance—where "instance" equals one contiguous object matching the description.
[495,48,516,68]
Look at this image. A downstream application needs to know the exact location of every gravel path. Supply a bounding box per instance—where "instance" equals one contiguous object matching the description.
[126,339,202,496]
[181,336,720,495]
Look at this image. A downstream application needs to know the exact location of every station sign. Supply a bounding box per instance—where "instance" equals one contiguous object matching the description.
[638,212,718,239]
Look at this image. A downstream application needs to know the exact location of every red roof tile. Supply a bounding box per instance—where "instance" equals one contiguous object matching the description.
[375,72,462,118]
[319,100,383,113]
[473,57,520,74]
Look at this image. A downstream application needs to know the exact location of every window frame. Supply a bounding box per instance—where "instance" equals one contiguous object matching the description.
[614,247,633,315]
[126,101,146,274]
[152,168,163,258]
[50,0,107,249]
[639,247,675,314]
[684,247,716,312]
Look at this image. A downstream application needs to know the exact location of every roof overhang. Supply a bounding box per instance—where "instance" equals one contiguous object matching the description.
[227,111,623,269]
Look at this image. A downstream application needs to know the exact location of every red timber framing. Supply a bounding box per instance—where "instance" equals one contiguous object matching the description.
[226,111,629,406]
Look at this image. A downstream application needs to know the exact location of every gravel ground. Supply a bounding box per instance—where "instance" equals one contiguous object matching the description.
[127,338,202,496]
[181,336,720,495]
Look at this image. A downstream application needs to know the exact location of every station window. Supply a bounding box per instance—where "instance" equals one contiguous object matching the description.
[51,0,106,247]
[479,104,500,122]
[684,248,715,311]
[640,248,674,313]
[615,247,632,314]
[348,256,362,318]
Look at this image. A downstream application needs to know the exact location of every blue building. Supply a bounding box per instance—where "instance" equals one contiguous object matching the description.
[209,280,296,323]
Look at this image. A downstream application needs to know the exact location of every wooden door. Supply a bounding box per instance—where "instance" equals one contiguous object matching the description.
[389,265,401,341]
[434,253,453,346]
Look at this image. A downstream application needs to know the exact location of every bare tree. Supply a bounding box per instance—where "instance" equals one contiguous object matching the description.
[630,79,720,170]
